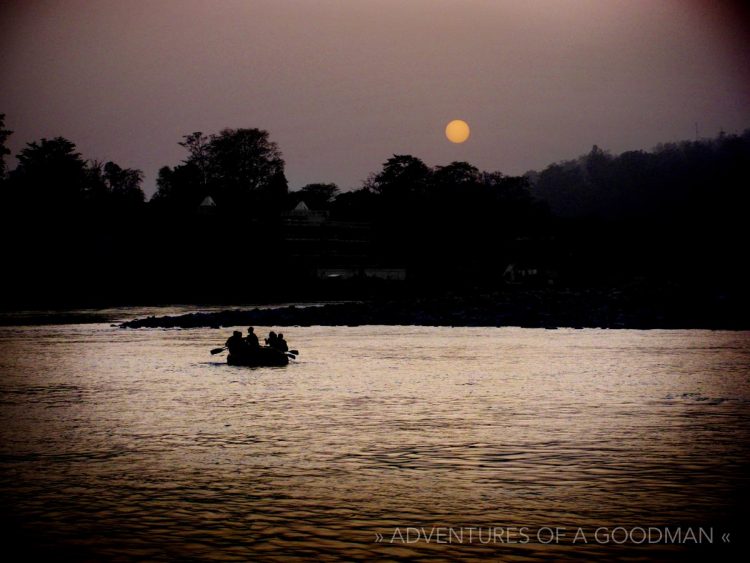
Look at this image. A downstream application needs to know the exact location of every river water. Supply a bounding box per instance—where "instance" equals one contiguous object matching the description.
[0,318,748,561]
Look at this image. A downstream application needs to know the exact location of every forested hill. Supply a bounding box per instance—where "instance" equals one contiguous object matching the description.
[526,130,750,226]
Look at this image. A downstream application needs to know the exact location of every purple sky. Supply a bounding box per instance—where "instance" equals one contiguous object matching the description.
[1,0,748,196]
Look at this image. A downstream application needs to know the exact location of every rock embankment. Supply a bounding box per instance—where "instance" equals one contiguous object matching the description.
[120,287,749,330]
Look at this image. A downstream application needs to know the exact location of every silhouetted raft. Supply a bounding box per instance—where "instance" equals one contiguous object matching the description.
[227,346,289,367]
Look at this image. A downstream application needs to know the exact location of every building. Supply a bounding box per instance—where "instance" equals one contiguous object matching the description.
[281,200,405,281]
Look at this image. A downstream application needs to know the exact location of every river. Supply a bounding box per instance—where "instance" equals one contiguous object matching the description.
[0,317,748,561]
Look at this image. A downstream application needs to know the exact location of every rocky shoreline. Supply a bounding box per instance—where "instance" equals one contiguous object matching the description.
[119,287,750,330]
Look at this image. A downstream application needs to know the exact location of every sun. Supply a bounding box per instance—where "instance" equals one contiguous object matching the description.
[445,119,470,143]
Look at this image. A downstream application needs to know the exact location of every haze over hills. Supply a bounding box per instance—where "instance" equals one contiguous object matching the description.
[1,1,748,194]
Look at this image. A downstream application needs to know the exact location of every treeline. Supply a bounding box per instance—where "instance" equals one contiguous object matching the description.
[1,131,145,214]
[151,129,287,215]
[529,134,750,224]
[0,111,748,307]
[526,132,750,288]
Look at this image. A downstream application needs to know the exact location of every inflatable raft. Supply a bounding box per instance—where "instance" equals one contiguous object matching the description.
[227,346,289,367]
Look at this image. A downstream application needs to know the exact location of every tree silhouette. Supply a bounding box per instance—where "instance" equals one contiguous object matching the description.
[292,183,339,209]
[207,128,287,211]
[152,127,287,214]
[10,137,87,208]
[0,114,11,179]
[179,131,210,192]
[430,161,481,197]
[152,164,205,209]
[330,187,376,221]
[103,161,145,206]
[83,160,112,205]
[365,154,431,198]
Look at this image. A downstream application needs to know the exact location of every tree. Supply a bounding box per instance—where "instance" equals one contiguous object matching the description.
[153,127,288,214]
[483,171,533,204]
[103,161,145,206]
[293,183,339,209]
[82,160,111,205]
[179,131,210,190]
[428,161,484,218]
[330,187,377,221]
[0,114,11,179]
[151,164,204,209]
[430,161,481,195]
[530,159,588,218]
[365,154,431,198]
[207,128,287,211]
[11,137,87,207]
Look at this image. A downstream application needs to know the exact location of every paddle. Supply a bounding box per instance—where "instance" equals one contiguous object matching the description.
[212,346,298,358]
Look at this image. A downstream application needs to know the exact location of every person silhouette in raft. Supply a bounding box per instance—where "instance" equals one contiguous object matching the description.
[225,331,246,355]
[245,327,260,349]
[276,333,289,352]
[265,331,277,348]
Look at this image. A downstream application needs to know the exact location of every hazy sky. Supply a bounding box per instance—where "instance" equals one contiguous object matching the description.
[1,0,748,196]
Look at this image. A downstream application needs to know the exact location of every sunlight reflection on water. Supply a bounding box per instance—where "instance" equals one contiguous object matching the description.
[1,324,748,561]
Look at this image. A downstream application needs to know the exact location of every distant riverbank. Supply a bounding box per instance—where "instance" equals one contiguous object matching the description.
[120,287,750,330]
[0,303,348,327]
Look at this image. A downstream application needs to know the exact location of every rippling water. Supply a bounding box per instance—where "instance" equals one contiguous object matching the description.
[1,321,748,561]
